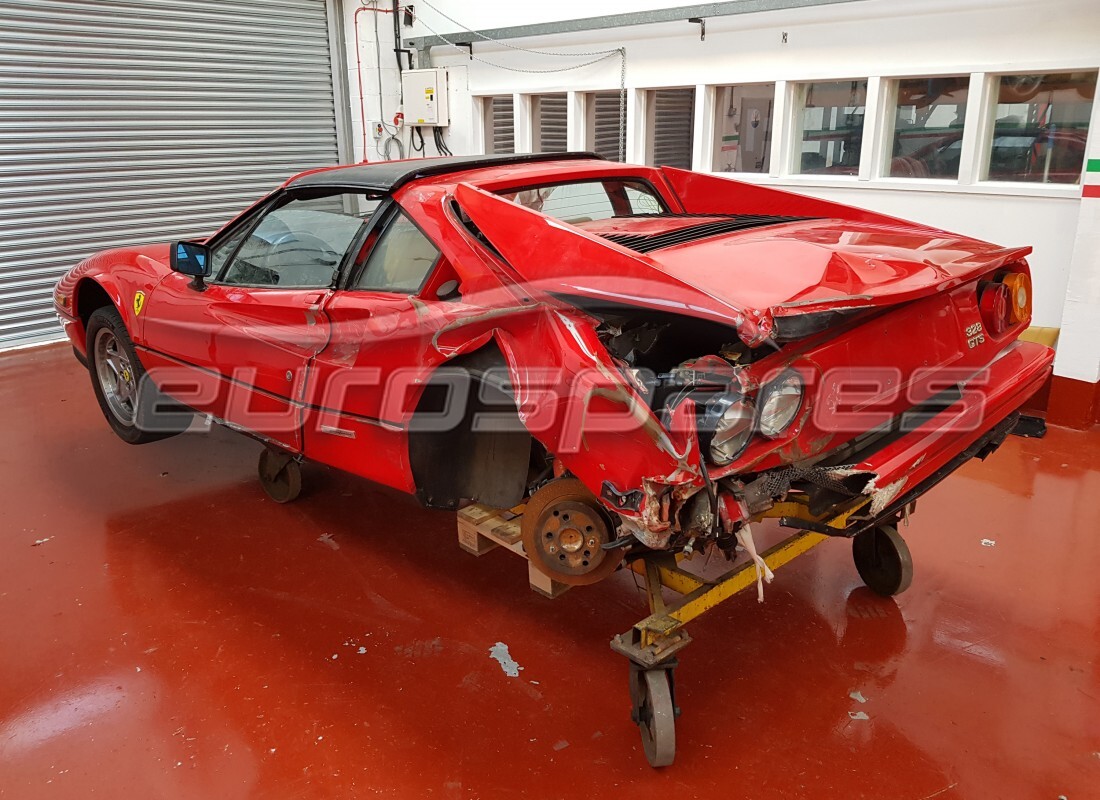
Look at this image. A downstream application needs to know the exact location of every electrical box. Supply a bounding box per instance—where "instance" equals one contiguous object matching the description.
[401,68,449,127]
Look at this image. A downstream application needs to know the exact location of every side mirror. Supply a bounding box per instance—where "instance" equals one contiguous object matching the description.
[436,279,461,301]
[171,240,211,291]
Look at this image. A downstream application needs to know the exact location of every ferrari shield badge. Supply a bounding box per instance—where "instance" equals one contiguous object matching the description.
[133,291,145,316]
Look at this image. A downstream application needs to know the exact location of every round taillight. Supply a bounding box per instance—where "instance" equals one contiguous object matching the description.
[979,282,1012,336]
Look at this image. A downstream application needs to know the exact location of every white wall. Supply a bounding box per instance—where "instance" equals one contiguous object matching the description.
[347,0,1100,379]
[342,2,408,164]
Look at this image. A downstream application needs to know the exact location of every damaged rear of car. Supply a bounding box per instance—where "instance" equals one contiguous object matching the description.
[447,163,1054,588]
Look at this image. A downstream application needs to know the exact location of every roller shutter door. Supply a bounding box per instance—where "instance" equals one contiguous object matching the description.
[0,0,347,349]
[649,88,695,170]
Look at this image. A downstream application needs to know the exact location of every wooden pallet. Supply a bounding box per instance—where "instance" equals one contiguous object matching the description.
[457,504,570,598]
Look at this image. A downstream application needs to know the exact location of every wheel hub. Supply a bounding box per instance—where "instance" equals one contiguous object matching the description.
[534,500,602,573]
[558,526,584,553]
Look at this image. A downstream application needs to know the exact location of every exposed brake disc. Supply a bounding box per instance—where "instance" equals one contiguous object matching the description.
[521,478,623,586]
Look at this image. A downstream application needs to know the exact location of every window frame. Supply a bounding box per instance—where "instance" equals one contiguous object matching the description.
[789,78,870,177]
[342,204,443,297]
[584,90,626,162]
[490,177,673,222]
[977,69,1097,186]
[711,82,778,175]
[644,86,697,170]
[703,68,1088,198]
[880,75,971,181]
[531,92,568,153]
[481,94,516,155]
[208,187,387,290]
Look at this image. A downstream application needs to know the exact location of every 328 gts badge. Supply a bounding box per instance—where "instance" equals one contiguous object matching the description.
[965,321,985,349]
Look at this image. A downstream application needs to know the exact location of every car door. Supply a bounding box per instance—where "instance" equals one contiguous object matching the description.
[141,190,379,451]
[303,205,464,491]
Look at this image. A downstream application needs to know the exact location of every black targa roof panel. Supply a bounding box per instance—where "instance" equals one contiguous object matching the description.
[287,152,605,193]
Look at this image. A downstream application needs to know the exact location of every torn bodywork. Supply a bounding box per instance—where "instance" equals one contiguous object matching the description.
[448,169,1053,571]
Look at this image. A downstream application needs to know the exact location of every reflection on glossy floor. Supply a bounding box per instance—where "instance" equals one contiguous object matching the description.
[1,344,1098,799]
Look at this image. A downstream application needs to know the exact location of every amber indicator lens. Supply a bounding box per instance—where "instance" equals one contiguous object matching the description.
[1001,272,1031,323]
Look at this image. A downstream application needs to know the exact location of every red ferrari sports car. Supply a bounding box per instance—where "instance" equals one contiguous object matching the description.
[55,152,1053,593]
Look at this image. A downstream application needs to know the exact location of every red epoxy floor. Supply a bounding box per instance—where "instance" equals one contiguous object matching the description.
[1,344,1098,799]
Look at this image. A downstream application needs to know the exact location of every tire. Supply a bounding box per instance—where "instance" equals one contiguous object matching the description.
[258,447,303,503]
[85,306,192,444]
[852,524,914,597]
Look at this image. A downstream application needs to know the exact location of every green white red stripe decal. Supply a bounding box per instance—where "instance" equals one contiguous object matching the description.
[1084,158,1100,198]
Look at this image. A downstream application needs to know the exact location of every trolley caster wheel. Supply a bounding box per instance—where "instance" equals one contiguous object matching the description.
[853,524,913,597]
[629,665,678,767]
[258,447,302,504]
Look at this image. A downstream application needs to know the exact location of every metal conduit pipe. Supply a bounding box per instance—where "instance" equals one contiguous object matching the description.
[404,0,870,58]
[353,3,393,161]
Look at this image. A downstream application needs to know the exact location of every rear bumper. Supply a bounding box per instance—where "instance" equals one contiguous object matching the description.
[839,411,1021,536]
[733,340,1054,534]
[847,340,1053,512]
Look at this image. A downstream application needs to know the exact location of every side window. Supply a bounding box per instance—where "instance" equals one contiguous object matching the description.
[208,223,250,277]
[220,192,380,287]
[354,211,440,293]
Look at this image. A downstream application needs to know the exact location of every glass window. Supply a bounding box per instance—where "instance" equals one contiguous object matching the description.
[220,192,380,287]
[886,76,969,179]
[484,95,515,155]
[623,185,663,215]
[533,93,567,153]
[794,80,868,175]
[209,223,250,277]
[713,84,775,173]
[355,211,440,293]
[646,88,696,169]
[985,71,1096,184]
[497,179,668,224]
[587,91,625,162]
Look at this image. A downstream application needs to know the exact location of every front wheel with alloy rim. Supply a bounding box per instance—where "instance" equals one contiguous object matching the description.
[85,306,191,444]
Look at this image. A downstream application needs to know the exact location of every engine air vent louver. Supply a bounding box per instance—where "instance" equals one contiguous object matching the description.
[600,214,813,254]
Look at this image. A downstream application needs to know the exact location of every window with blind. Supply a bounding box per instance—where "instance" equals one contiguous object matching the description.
[646,88,695,169]
[533,94,567,153]
[586,91,624,162]
[484,95,515,154]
